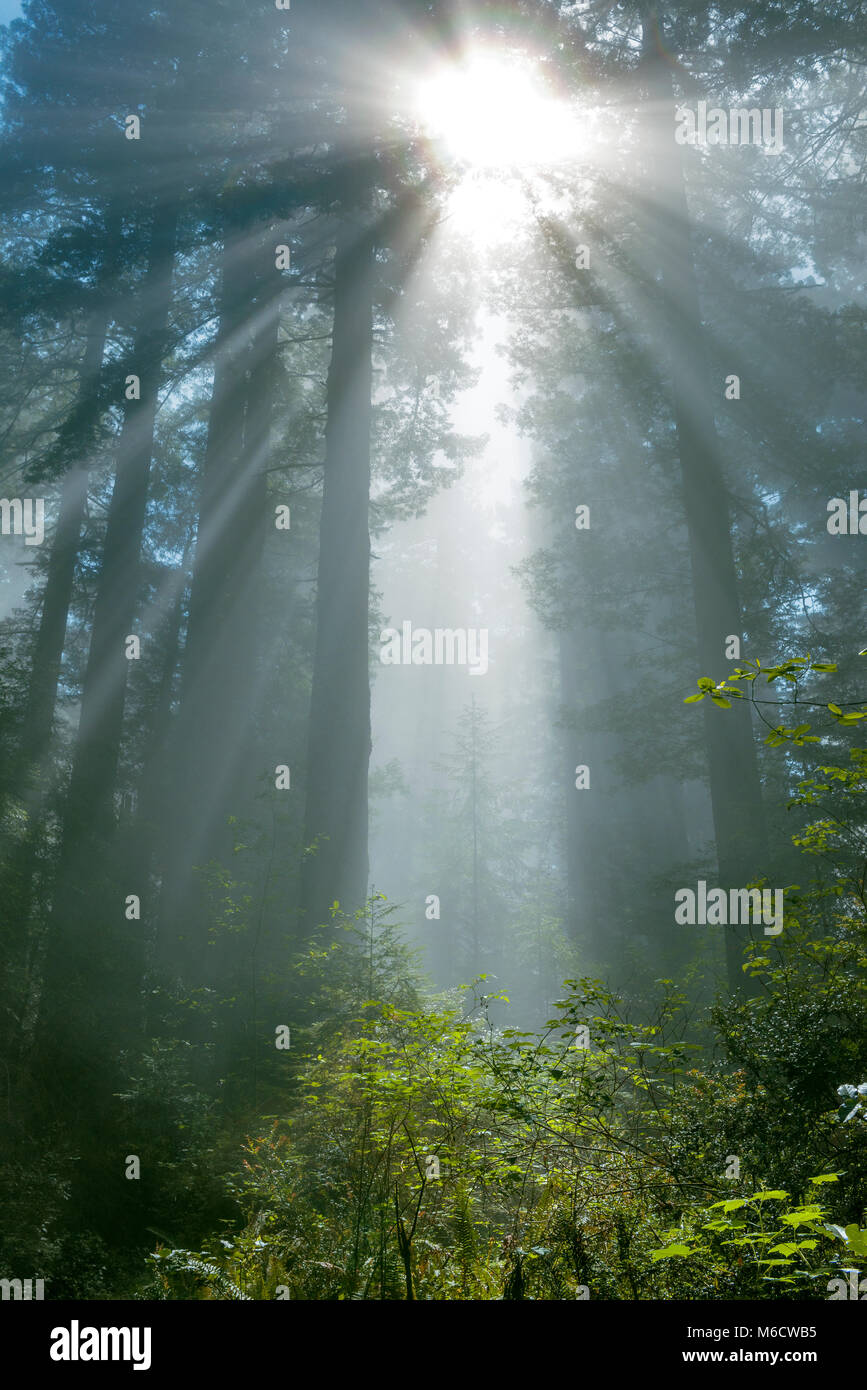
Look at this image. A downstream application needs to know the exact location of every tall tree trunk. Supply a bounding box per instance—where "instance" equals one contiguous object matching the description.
[4,317,111,1034]
[301,214,374,932]
[3,208,122,1067]
[559,622,634,969]
[60,198,178,856]
[639,12,767,990]
[2,206,123,961]
[156,216,276,998]
[41,198,178,1075]
[121,545,191,913]
[20,281,116,772]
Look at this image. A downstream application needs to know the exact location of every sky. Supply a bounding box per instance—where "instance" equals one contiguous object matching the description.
[0,1,21,24]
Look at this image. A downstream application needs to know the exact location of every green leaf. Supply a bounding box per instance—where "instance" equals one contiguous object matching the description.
[842,1225,867,1255]
[651,1244,693,1262]
[780,1204,824,1226]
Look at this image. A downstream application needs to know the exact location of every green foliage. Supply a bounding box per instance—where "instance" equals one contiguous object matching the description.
[684,652,867,748]
[150,918,867,1299]
[147,648,867,1299]
[652,1177,867,1299]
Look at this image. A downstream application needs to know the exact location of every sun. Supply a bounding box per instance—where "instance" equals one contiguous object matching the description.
[415,51,580,171]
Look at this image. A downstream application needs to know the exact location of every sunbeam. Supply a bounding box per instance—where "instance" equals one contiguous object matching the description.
[415,50,581,171]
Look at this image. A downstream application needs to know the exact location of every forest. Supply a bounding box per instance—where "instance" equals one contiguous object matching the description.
[0,0,865,1308]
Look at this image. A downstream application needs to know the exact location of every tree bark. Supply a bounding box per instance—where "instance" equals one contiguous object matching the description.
[301,214,374,932]
[639,12,767,990]
[60,199,178,854]
[156,217,276,992]
[19,275,116,773]
[2,205,124,948]
[42,198,178,1065]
